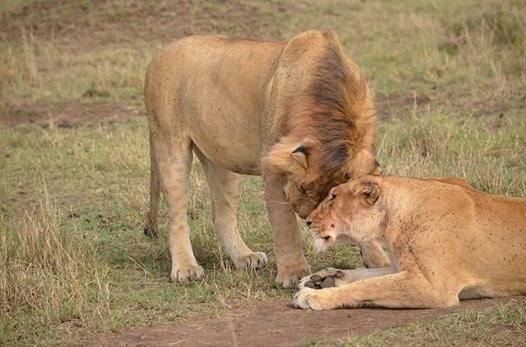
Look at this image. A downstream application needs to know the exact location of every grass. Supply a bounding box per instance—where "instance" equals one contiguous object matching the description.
[1,0,525,346]
[340,300,526,347]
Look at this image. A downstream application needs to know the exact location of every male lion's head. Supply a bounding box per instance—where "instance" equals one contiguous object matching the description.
[304,176,386,252]
[263,137,381,219]
[262,29,381,219]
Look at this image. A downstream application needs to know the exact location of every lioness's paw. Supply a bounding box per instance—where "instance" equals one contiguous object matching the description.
[293,287,333,310]
[276,261,312,289]
[235,252,268,270]
[170,264,205,283]
[298,268,344,290]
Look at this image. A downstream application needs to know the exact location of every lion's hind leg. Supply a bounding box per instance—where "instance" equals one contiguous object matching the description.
[153,133,204,282]
[144,136,161,238]
[197,150,267,270]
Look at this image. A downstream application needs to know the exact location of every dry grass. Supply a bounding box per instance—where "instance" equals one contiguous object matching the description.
[0,0,525,346]
[0,190,110,343]
[340,300,526,347]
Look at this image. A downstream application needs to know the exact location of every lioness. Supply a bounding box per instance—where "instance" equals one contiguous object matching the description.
[144,29,388,287]
[294,175,526,309]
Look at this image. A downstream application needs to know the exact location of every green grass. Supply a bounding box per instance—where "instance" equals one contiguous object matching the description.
[379,112,526,195]
[1,0,525,346]
[340,300,526,347]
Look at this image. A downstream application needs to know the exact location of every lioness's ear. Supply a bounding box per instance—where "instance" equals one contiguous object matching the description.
[361,181,381,205]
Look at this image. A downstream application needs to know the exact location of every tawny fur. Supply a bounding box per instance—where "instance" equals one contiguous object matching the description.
[144,30,387,287]
[295,175,526,309]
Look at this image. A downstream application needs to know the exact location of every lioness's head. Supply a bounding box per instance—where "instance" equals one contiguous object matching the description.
[263,137,381,219]
[305,176,386,252]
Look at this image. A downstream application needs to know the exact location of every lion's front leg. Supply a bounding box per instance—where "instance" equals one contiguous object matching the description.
[264,174,310,288]
[294,270,458,310]
[197,152,267,270]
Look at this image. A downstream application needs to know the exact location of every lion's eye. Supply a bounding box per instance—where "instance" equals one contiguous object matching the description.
[329,193,336,201]
[299,186,306,194]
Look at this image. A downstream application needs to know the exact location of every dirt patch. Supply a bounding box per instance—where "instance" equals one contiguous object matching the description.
[71,296,525,347]
[1,99,144,128]
[1,0,288,46]
[1,91,430,129]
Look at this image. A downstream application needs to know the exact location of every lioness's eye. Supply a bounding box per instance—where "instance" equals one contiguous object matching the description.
[329,193,336,201]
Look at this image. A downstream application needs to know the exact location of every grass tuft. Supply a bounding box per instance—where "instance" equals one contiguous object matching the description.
[0,0,525,345]
[340,300,526,347]
[0,187,110,345]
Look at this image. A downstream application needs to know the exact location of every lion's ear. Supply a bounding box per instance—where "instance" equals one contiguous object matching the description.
[263,138,312,176]
[348,149,381,177]
[292,145,308,170]
[361,180,381,205]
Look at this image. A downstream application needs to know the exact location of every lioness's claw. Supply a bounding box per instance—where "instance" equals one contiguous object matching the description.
[302,274,336,289]
[298,267,345,289]
[319,276,335,288]
[310,274,322,282]
[304,280,317,289]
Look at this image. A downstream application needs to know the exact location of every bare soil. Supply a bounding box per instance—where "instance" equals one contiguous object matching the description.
[3,2,525,346]
[70,296,525,347]
[1,99,144,128]
[0,91,426,129]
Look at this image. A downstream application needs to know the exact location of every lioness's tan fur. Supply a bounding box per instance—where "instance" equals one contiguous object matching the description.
[294,175,526,309]
[144,30,387,287]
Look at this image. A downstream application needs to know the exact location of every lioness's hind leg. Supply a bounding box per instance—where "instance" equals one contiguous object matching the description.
[197,150,267,270]
[153,135,204,282]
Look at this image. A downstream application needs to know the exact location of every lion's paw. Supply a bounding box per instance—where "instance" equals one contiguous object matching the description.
[298,268,345,290]
[170,264,205,283]
[235,252,268,270]
[276,261,312,289]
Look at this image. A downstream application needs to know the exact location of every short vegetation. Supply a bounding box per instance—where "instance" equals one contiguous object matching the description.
[1,0,525,345]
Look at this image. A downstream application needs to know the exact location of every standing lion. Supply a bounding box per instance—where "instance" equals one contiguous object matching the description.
[144,29,387,287]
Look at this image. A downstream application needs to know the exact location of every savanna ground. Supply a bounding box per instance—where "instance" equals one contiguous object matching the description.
[1,0,525,346]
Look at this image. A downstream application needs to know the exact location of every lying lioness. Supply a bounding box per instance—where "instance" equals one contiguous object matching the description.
[294,175,526,310]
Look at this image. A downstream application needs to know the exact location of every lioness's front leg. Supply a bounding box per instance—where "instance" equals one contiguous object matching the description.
[294,271,458,310]
[298,266,396,289]
[264,173,310,288]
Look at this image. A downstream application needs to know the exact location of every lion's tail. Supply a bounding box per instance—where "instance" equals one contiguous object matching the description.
[144,135,161,238]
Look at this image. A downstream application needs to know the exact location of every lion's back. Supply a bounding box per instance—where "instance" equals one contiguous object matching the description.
[144,35,289,173]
